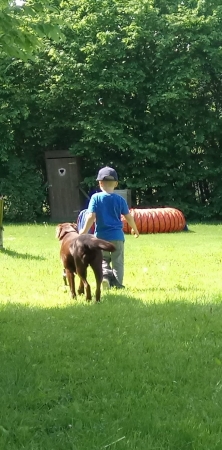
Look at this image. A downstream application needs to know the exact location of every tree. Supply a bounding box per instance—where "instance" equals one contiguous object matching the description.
[0,0,64,59]
[1,0,222,220]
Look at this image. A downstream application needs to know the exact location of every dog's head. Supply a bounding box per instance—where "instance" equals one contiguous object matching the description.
[56,222,78,240]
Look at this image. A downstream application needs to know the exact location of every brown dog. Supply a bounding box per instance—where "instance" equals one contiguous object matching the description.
[56,223,115,301]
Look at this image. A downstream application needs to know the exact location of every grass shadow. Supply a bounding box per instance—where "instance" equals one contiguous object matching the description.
[0,248,45,260]
[0,297,222,450]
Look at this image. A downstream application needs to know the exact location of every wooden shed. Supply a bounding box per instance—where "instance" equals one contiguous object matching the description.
[45,150,83,222]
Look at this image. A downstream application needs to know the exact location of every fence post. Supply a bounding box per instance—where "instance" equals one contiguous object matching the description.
[0,197,4,249]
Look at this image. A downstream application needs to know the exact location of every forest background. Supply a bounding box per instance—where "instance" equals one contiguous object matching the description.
[1,0,222,221]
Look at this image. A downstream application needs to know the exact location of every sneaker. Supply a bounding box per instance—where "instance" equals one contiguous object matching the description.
[114,284,125,290]
[110,275,125,289]
[102,277,110,290]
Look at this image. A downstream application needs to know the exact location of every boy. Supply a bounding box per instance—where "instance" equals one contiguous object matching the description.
[79,166,139,289]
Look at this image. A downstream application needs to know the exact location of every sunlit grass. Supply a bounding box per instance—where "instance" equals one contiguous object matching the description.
[1,223,222,449]
[2,223,222,306]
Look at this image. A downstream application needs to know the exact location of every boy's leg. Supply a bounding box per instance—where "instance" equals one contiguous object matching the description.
[102,251,113,277]
[111,240,124,285]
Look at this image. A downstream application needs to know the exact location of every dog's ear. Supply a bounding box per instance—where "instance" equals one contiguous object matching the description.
[72,223,78,232]
[56,224,63,239]
[56,223,78,240]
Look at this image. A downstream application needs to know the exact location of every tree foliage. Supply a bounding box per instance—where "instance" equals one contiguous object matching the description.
[1,0,222,220]
[0,0,64,59]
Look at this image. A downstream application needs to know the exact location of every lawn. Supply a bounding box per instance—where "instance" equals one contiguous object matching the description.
[1,223,222,450]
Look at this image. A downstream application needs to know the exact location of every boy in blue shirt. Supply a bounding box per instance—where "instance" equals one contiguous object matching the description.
[79,166,139,289]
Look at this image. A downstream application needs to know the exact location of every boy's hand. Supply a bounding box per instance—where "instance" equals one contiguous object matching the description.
[79,229,84,235]
[124,213,139,238]
[131,229,139,238]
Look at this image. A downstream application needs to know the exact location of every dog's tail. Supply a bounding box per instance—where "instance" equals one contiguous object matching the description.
[88,237,116,252]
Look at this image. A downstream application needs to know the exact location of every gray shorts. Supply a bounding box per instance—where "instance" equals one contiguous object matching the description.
[102,240,124,284]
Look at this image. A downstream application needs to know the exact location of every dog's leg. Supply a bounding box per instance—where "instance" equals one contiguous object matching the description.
[77,278,85,296]
[90,256,103,302]
[66,269,76,299]
[80,276,91,301]
[63,269,68,287]
[82,279,92,301]
[76,268,92,301]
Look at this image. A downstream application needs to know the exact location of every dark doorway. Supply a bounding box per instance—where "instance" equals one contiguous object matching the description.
[45,150,83,222]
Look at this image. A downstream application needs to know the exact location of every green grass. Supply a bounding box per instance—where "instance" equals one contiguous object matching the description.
[1,223,222,450]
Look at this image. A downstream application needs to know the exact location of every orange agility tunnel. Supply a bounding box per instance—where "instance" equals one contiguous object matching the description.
[122,207,186,234]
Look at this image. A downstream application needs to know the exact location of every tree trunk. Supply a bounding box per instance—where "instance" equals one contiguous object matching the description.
[0,227,3,249]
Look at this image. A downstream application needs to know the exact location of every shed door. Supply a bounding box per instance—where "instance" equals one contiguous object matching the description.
[46,157,80,221]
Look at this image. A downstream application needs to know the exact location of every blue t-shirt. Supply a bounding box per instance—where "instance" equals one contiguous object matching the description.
[87,192,129,241]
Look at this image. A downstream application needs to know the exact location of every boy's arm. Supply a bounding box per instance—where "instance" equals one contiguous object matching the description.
[123,213,139,238]
[79,212,96,234]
